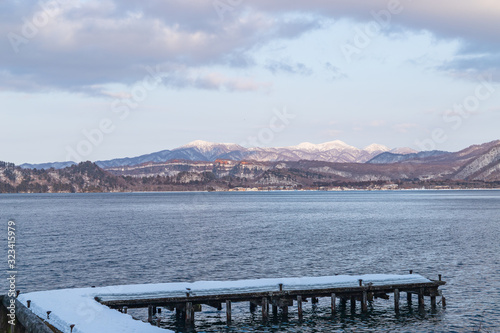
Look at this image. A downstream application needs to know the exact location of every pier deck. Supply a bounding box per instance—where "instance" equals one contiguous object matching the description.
[17,273,446,333]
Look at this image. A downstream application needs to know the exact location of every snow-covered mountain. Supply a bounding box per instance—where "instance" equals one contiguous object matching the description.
[20,140,417,169]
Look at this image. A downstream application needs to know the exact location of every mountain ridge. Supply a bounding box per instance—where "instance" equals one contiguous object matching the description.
[3,139,500,193]
[20,140,416,169]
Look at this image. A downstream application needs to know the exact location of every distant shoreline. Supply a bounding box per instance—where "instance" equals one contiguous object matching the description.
[2,188,500,195]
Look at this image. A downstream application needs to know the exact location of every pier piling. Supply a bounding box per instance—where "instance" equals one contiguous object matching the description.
[362,290,368,312]
[148,305,153,323]
[250,302,256,313]
[185,302,193,326]
[262,297,268,320]
[418,288,424,309]
[394,289,400,313]
[226,300,231,324]
[297,296,303,319]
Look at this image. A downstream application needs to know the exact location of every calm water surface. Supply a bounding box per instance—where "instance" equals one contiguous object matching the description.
[1,190,499,332]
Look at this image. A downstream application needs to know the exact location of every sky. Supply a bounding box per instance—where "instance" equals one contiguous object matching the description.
[1,0,500,164]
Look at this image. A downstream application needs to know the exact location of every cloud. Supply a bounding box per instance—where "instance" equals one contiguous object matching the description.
[0,0,319,93]
[248,0,500,79]
[2,0,500,94]
[326,129,343,137]
[325,62,347,80]
[265,60,313,76]
[393,123,418,133]
[369,120,386,127]
[179,72,272,92]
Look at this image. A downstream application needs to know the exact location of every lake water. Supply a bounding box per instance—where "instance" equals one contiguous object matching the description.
[1,190,499,332]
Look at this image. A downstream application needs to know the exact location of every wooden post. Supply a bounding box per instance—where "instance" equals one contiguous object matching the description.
[250,302,256,313]
[297,296,303,319]
[185,302,193,326]
[442,295,447,308]
[148,305,153,323]
[312,297,319,304]
[418,288,424,308]
[279,283,283,291]
[272,303,278,316]
[362,290,368,312]
[431,295,436,308]
[27,300,31,309]
[156,317,161,327]
[407,292,412,305]
[394,289,400,313]
[282,305,288,317]
[123,306,128,314]
[226,300,232,324]
[331,293,336,314]
[409,270,413,274]
[70,324,75,332]
[340,297,347,307]
[175,307,180,320]
[438,274,442,281]
[350,296,356,313]
[262,297,268,320]
[152,306,157,315]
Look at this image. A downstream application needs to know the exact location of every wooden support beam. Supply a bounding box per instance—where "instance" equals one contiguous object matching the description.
[331,293,336,314]
[407,292,412,305]
[340,297,347,307]
[394,289,400,313]
[442,295,446,308]
[362,290,368,312]
[185,302,193,326]
[350,296,356,313]
[152,306,157,315]
[250,302,257,313]
[430,295,436,308]
[226,300,231,324]
[148,305,153,323]
[281,305,288,317]
[262,297,268,320]
[272,304,278,316]
[297,296,303,319]
[418,288,424,308]
[175,307,181,320]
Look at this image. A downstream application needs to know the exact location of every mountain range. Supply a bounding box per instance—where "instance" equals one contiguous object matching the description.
[104,140,500,182]
[21,140,417,169]
[3,140,500,193]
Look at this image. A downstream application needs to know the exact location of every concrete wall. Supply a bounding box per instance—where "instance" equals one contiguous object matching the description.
[0,296,55,333]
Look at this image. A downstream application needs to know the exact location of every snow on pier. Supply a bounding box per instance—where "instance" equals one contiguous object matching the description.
[17,273,445,333]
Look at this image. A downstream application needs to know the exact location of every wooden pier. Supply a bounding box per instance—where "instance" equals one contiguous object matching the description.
[96,273,446,327]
